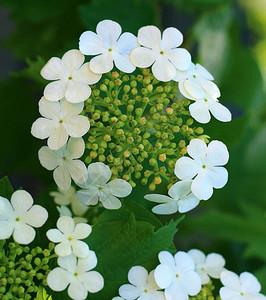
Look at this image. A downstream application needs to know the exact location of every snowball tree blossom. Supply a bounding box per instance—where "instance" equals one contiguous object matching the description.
[130,25,191,82]
[188,249,225,284]
[119,266,165,300]
[41,49,101,103]
[79,20,138,74]
[47,253,104,300]
[154,251,201,300]
[144,180,200,214]
[46,216,91,258]
[220,270,266,300]
[38,137,88,191]
[174,138,229,200]
[31,97,90,150]
[50,185,88,216]
[0,190,48,244]
[77,162,132,209]
[57,205,88,224]
[174,63,220,99]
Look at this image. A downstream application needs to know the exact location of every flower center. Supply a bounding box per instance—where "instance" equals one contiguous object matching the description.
[202,165,206,169]
[201,267,205,271]
[204,99,208,102]
[74,272,78,277]
[68,76,72,80]
[240,292,244,296]
[62,156,66,161]
[176,274,179,278]
[144,289,148,293]
[59,119,63,124]
[160,51,164,55]
[68,237,72,241]
[108,48,112,52]
[15,217,20,222]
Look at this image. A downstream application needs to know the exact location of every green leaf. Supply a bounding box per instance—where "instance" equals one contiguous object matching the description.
[0,177,14,199]
[36,286,52,300]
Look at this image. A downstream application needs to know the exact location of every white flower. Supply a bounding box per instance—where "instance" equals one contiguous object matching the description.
[0,190,48,244]
[57,206,88,225]
[31,97,90,150]
[47,253,104,300]
[174,63,220,99]
[79,20,138,74]
[41,49,101,103]
[144,180,200,214]
[46,216,91,258]
[119,266,165,300]
[38,137,88,191]
[174,138,229,200]
[77,162,132,210]
[154,251,201,300]
[130,25,191,82]
[220,270,266,300]
[50,186,88,216]
[188,249,225,284]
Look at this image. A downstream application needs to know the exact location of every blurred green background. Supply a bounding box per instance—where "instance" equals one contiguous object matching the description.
[0,0,265,291]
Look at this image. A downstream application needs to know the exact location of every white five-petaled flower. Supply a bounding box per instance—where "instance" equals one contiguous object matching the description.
[38,137,88,191]
[47,253,104,300]
[174,138,229,200]
[77,162,132,210]
[79,20,138,74]
[50,186,88,217]
[220,270,266,300]
[0,190,48,244]
[130,25,191,82]
[154,251,201,300]
[41,49,101,103]
[31,97,90,150]
[188,249,225,284]
[46,216,91,258]
[144,180,200,214]
[119,266,165,300]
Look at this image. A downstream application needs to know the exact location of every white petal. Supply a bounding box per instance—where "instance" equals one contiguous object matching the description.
[99,192,121,209]
[189,100,211,124]
[79,31,107,55]
[67,137,85,159]
[187,249,205,265]
[65,80,92,103]
[198,78,220,98]
[23,205,48,227]
[47,125,68,150]
[165,282,188,300]
[191,171,213,200]
[165,48,191,71]
[184,78,205,99]
[119,284,142,299]
[13,223,36,244]
[145,194,172,203]
[152,201,178,215]
[72,223,92,240]
[44,80,67,102]
[174,63,194,82]
[73,62,101,84]
[68,280,88,300]
[208,167,228,189]
[128,266,148,288]
[138,25,161,50]
[61,98,83,117]
[174,157,200,180]
[187,138,207,162]
[39,96,61,118]
[71,240,90,258]
[240,272,261,294]
[90,51,114,74]
[195,63,214,80]
[0,196,14,217]
[152,56,177,82]
[62,49,84,74]
[58,254,77,272]
[113,52,136,73]
[154,264,173,289]
[46,228,64,243]
[87,162,112,185]
[96,20,122,46]
[220,270,241,291]
[168,180,192,200]
[162,27,183,49]
[147,270,160,290]
[205,253,225,278]
[11,190,33,213]
[55,240,72,256]
[77,188,99,206]
[31,118,56,140]
[179,80,196,100]
[174,251,195,273]
[107,179,132,197]
[54,166,71,191]
[38,146,59,170]
[47,268,72,291]
[67,160,88,184]
[208,99,232,122]
[206,140,229,166]
[220,287,242,300]
[41,57,66,80]
[158,251,175,268]
[57,215,75,235]
[80,271,104,293]
[130,47,157,68]
[0,220,14,239]
[77,250,98,273]
[116,32,138,55]
[180,271,201,296]
[63,115,90,138]
[178,195,200,213]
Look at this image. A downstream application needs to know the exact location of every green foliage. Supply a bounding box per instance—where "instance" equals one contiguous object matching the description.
[35,286,52,300]
[0,176,14,199]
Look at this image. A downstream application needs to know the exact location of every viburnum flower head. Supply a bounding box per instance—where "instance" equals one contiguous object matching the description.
[38,137,88,190]
[77,162,132,209]
[145,180,200,214]
[31,97,90,150]
[130,25,191,82]
[188,249,225,284]
[154,251,201,300]
[0,190,48,244]
[47,253,104,300]
[79,20,138,74]
[119,266,165,300]
[46,216,91,258]
[175,138,229,200]
[41,49,101,103]
[220,270,266,300]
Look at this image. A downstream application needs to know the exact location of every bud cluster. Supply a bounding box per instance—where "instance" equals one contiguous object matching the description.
[0,240,56,299]
[83,68,207,190]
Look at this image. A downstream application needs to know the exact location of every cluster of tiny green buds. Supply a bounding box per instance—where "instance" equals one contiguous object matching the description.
[83,68,206,190]
[0,240,56,299]
[189,281,220,300]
